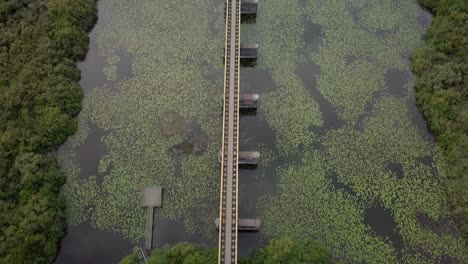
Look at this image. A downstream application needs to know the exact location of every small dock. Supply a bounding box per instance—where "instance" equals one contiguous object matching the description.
[215,218,261,232]
[140,187,162,251]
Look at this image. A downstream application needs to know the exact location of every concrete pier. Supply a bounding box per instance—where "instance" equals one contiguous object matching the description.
[215,218,261,232]
[221,94,259,109]
[218,151,260,166]
[223,43,258,59]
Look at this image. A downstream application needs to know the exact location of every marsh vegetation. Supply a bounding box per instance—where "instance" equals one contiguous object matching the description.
[53,0,467,263]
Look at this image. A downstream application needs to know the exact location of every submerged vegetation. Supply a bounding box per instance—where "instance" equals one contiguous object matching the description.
[411,0,468,239]
[119,238,331,264]
[0,0,96,262]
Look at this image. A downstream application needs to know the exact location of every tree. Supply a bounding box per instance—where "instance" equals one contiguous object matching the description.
[411,0,468,241]
[121,238,333,264]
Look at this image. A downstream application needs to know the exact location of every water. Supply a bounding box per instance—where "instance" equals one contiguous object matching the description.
[56,0,467,263]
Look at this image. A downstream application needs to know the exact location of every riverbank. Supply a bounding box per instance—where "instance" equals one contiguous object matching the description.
[0,0,97,262]
[411,0,468,240]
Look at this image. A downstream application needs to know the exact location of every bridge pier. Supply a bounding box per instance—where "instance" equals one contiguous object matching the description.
[224,0,258,16]
[218,151,260,168]
[223,43,258,62]
[221,94,259,110]
[223,43,258,67]
[215,218,261,232]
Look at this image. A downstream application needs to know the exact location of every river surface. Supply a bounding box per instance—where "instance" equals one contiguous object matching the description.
[55,0,467,263]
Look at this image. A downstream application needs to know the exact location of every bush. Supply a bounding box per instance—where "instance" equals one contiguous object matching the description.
[411,0,468,239]
[121,238,333,264]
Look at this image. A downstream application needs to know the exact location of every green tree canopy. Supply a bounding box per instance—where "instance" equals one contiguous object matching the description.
[411,0,468,239]
[121,238,332,264]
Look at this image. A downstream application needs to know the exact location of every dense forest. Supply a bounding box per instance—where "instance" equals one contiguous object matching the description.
[119,238,333,264]
[0,0,96,263]
[411,0,468,239]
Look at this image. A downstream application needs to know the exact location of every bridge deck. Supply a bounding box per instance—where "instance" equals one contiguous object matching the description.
[218,0,240,263]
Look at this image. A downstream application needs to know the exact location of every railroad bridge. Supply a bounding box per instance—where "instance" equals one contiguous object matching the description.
[217,0,260,263]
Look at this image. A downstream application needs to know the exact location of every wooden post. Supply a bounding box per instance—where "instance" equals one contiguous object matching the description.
[145,206,154,251]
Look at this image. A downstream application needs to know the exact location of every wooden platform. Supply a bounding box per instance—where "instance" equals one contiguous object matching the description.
[141,187,162,208]
[140,187,162,251]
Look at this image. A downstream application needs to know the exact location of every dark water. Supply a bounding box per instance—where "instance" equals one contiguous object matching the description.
[73,125,109,185]
[55,2,134,263]
[55,0,441,262]
[364,205,404,253]
[55,223,132,264]
[295,61,343,131]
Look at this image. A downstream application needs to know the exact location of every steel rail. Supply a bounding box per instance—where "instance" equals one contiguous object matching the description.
[218,0,240,263]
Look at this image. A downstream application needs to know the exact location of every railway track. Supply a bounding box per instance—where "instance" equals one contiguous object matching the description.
[218,0,240,263]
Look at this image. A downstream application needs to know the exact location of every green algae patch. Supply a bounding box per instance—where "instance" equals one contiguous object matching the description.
[306,0,428,124]
[60,0,224,242]
[259,151,397,263]
[322,96,466,262]
[244,0,323,155]
[256,0,467,262]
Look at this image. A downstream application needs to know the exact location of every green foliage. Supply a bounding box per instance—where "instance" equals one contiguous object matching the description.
[120,238,330,264]
[148,243,217,264]
[119,253,138,264]
[0,0,97,262]
[411,0,468,239]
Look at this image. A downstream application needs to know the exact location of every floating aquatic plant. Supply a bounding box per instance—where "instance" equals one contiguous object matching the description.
[58,0,467,262]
